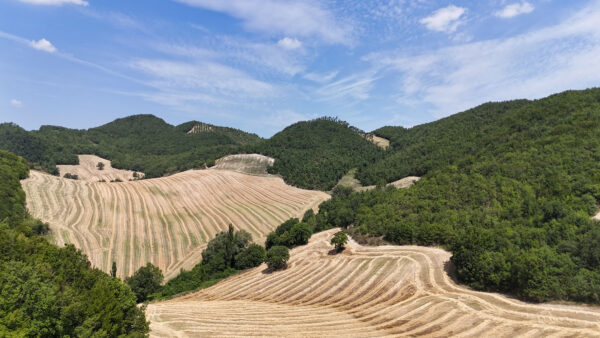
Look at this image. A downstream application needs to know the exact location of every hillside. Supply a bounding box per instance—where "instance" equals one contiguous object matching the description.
[22,156,329,279]
[148,229,600,337]
[321,88,600,304]
[0,150,148,336]
[250,117,384,190]
[0,115,262,178]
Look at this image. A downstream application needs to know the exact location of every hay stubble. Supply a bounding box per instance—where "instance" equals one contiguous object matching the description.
[148,229,600,337]
[22,168,329,279]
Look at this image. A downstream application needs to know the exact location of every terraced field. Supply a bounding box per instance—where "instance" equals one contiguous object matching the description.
[21,168,329,279]
[148,229,600,337]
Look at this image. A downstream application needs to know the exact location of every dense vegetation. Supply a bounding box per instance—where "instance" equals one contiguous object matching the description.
[318,89,600,303]
[0,115,261,178]
[151,225,266,300]
[0,150,148,336]
[250,117,384,190]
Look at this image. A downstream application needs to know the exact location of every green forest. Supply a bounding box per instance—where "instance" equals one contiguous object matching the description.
[0,115,260,178]
[0,150,149,336]
[249,117,384,190]
[317,89,600,303]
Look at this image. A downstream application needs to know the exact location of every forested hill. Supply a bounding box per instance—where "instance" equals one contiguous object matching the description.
[0,150,148,335]
[356,99,531,185]
[0,114,261,178]
[249,117,384,191]
[320,88,600,303]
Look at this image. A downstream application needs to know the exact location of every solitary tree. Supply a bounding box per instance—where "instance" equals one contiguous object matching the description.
[97,162,105,170]
[111,261,117,278]
[331,231,348,252]
[266,246,290,270]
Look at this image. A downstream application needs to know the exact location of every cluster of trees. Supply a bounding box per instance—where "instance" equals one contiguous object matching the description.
[149,225,271,300]
[0,150,148,336]
[249,117,384,190]
[316,89,600,303]
[0,115,261,178]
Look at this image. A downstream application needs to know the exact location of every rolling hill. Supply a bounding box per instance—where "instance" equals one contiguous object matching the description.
[148,229,600,337]
[0,115,262,178]
[249,117,385,190]
[21,155,329,279]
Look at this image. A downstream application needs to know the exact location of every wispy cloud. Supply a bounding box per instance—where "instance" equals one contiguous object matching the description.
[303,70,339,84]
[315,72,378,103]
[19,0,88,6]
[10,99,24,108]
[367,2,600,118]
[278,37,302,50]
[420,5,466,33]
[30,38,57,53]
[173,0,353,45]
[495,2,535,19]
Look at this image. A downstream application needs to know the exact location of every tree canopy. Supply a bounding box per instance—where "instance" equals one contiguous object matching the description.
[0,150,148,336]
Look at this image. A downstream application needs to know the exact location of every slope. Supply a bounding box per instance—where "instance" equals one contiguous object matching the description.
[0,150,148,336]
[21,160,330,279]
[147,229,600,337]
[320,88,600,304]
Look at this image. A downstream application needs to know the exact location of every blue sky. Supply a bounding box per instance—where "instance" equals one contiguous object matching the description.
[1,0,599,137]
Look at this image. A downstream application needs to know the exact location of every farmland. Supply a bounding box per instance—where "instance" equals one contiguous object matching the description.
[21,159,329,279]
[148,229,600,337]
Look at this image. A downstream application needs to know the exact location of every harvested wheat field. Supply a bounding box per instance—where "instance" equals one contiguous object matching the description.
[57,154,143,182]
[148,229,600,337]
[21,166,329,279]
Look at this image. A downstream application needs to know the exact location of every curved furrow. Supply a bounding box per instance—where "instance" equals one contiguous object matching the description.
[148,229,600,337]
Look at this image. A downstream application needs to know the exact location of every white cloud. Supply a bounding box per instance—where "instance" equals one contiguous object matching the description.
[367,2,600,119]
[303,70,339,84]
[174,0,352,44]
[420,5,466,33]
[278,37,302,50]
[131,59,274,97]
[315,72,378,103]
[10,99,23,108]
[19,0,88,6]
[495,2,534,18]
[30,38,57,53]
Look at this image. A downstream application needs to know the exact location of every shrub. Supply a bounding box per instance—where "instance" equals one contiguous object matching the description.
[125,263,164,303]
[266,246,290,270]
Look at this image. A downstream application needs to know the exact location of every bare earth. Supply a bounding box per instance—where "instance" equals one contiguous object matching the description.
[57,154,143,182]
[22,166,329,279]
[361,133,390,149]
[148,229,600,337]
[213,154,275,175]
[371,134,390,149]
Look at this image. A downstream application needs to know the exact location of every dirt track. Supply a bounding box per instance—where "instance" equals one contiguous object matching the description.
[148,229,600,337]
[21,167,329,279]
